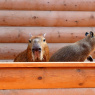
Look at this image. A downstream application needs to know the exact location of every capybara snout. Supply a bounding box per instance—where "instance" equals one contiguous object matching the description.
[31,38,43,61]
[32,38,42,52]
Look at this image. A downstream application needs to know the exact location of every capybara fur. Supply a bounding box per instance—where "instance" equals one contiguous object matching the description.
[14,34,49,62]
[49,31,95,62]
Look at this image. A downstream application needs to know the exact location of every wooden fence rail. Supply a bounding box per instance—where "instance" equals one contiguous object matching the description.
[0,63,94,89]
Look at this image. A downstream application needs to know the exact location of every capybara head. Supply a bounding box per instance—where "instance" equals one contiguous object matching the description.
[28,33,48,61]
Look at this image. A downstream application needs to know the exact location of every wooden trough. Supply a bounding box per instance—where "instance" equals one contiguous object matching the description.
[0,63,95,95]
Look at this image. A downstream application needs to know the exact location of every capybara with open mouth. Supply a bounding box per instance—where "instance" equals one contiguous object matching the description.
[14,33,49,62]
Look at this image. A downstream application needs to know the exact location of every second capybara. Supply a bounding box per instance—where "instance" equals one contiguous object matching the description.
[49,31,95,62]
[14,34,49,62]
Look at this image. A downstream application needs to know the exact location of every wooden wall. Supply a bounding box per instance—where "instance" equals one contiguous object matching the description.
[0,0,95,61]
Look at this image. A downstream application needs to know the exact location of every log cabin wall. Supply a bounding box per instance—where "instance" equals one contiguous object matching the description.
[0,0,95,61]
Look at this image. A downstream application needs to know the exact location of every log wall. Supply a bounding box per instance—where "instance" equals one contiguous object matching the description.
[0,11,95,27]
[0,0,95,60]
[0,0,95,11]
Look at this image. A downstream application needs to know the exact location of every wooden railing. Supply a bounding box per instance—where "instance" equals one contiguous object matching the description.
[0,63,95,94]
[0,63,95,89]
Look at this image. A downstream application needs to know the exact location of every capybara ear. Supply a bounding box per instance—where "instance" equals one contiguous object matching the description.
[43,33,46,37]
[90,31,94,38]
[29,33,32,38]
[85,32,89,36]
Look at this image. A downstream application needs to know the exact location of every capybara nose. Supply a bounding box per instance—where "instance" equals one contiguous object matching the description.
[32,47,41,52]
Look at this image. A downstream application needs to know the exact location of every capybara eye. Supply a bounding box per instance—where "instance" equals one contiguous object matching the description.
[29,39,31,43]
[43,39,46,42]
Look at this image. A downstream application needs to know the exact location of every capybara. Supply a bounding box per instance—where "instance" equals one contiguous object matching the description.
[14,34,49,62]
[49,31,95,62]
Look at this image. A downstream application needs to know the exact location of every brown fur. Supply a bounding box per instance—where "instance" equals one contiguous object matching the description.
[14,35,49,62]
[49,32,95,62]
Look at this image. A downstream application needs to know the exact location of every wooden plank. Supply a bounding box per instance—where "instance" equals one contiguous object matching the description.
[0,60,13,62]
[0,63,95,68]
[0,27,94,43]
[0,88,95,95]
[0,0,95,11]
[0,66,95,89]
[0,43,68,59]
[0,59,93,62]
[0,43,95,60]
[1,11,95,27]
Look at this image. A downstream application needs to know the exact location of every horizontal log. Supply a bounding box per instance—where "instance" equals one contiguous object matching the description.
[1,11,95,27]
[0,60,13,62]
[0,65,95,89]
[0,88,95,95]
[0,43,95,60]
[0,63,95,67]
[0,27,94,43]
[0,59,93,62]
[0,43,68,59]
[0,0,95,11]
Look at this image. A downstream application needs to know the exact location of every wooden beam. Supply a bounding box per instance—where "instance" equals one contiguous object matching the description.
[0,0,95,11]
[0,59,92,62]
[0,60,13,62]
[0,11,95,27]
[0,88,95,95]
[0,63,95,67]
[0,43,95,59]
[0,64,95,89]
[0,27,94,43]
[0,43,69,59]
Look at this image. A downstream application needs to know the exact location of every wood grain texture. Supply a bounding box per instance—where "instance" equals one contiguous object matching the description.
[0,66,95,89]
[0,27,94,43]
[0,59,92,62]
[0,43,95,59]
[0,43,68,59]
[0,88,95,95]
[0,11,95,27]
[0,63,95,67]
[0,0,95,11]
[0,60,13,62]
